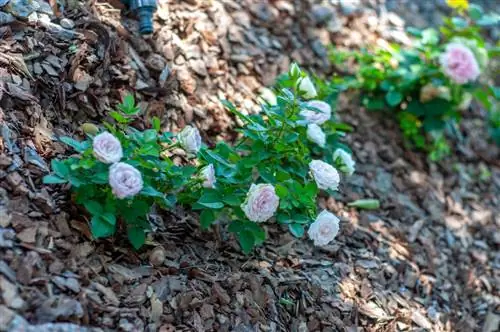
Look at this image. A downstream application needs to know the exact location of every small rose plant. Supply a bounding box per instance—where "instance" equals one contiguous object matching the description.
[45,65,356,252]
[329,2,499,160]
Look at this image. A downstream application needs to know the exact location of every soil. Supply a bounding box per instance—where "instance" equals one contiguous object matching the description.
[0,0,499,331]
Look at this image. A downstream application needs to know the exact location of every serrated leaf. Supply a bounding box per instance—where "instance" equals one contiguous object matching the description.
[59,136,88,152]
[127,227,145,249]
[275,184,289,198]
[199,210,216,229]
[91,215,115,238]
[43,175,67,184]
[141,185,164,198]
[84,201,103,215]
[110,111,129,124]
[288,223,305,238]
[385,91,403,107]
[238,230,255,254]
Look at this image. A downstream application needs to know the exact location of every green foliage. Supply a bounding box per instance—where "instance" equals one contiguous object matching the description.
[44,66,354,253]
[44,97,194,249]
[330,3,498,160]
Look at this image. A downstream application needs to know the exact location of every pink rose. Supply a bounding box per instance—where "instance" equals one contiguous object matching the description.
[178,125,202,154]
[300,100,332,125]
[109,162,143,199]
[308,210,339,246]
[200,164,216,188]
[440,43,480,84]
[93,132,123,164]
[309,160,340,191]
[241,184,279,222]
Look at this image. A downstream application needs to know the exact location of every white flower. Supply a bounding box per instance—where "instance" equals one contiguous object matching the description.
[309,160,340,191]
[297,76,317,99]
[241,184,279,223]
[308,210,339,246]
[109,162,143,199]
[178,125,202,154]
[92,132,123,164]
[307,124,326,148]
[300,100,331,125]
[200,164,216,188]
[333,149,355,176]
[259,87,277,106]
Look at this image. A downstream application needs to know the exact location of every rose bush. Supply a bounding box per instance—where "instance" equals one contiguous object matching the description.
[45,64,355,252]
[329,2,499,160]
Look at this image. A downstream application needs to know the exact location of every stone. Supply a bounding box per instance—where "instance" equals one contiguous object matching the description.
[189,59,208,77]
[59,18,75,29]
[145,54,166,72]
[311,5,334,25]
[176,67,196,94]
[340,0,362,15]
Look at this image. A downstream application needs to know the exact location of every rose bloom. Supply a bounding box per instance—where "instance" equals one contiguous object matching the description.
[241,184,279,223]
[308,210,340,246]
[200,164,216,188]
[307,124,326,148]
[93,132,123,164]
[297,76,317,99]
[300,100,332,125]
[333,149,355,176]
[440,43,480,84]
[309,160,340,191]
[109,162,143,199]
[178,125,202,154]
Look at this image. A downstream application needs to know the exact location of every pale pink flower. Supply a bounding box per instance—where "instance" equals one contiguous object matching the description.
[241,184,279,222]
[300,100,332,125]
[93,132,123,164]
[109,162,143,199]
[307,124,326,147]
[200,164,216,188]
[440,43,480,84]
[308,210,340,246]
[178,125,202,154]
[309,160,340,191]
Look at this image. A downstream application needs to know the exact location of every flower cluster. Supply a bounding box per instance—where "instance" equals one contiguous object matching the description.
[45,64,356,251]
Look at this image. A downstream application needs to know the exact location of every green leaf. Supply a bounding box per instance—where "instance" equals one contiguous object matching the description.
[91,215,115,238]
[127,227,146,249]
[143,129,157,143]
[101,212,117,225]
[84,201,103,215]
[140,185,164,198]
[59,136,89,152]
[385,91,403,107]
[288,223,304,238]
[347,199,380,210]
[238,230,255,254]
[51,159,69,177]
[43,175,67,184]
[451,16,468,28]
[222,195,241,207]
[199,210,216,229]
[152,117,161,132]
[110,111,129,124]
[275,184,289,198]
[364,97,385,111]
[196,190,224,209]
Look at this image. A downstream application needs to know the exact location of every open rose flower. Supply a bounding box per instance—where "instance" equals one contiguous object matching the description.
[178,125,202,154]
[200,164,216,188]
[241,184,279,222]
[93,132,123,164]
[309,160,340,191]
[308,210,340,246]
[440,43,480,84]
[307,124,326,148]
[333,149,355,176]
[297,76,317,99]
[109,162,143,199]
[300,100,332,125]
